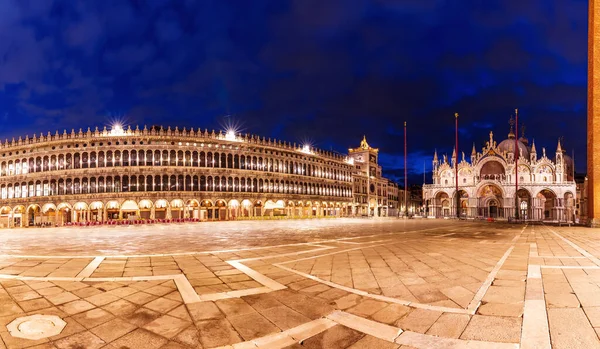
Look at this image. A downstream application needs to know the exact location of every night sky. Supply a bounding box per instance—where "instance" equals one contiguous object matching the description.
[0,0,588,185]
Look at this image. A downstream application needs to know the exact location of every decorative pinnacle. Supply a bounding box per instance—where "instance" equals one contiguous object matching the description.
[455,112,458,118]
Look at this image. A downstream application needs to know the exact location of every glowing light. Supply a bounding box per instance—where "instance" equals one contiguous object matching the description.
[225,129,237,141]
[110,124,125,136]
[345,157,355,165]
[300,144,313,155]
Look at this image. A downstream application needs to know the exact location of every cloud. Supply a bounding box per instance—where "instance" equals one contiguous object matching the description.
[0,0,588,177]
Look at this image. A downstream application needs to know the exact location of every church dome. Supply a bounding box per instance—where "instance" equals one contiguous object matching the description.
[497,138,530,160]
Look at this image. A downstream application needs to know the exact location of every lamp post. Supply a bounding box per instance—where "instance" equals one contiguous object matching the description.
[455,113,460,219]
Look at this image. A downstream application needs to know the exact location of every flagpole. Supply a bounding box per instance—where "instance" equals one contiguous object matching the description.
[515,109,519,221]
[404,121,408,217]
[455,113,459,219]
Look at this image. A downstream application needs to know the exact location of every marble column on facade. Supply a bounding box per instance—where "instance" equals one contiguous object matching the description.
[150,206,155,219]
[166,206,172,220]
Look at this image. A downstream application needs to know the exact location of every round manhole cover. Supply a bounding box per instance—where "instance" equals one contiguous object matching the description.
[7,315,66,340]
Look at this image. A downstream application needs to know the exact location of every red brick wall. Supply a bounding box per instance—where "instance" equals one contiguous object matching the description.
[589,0,600,225]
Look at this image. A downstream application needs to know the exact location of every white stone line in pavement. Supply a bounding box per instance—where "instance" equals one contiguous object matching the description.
[326,310,519,349]
[395,331,520,349]
[227,261,286,291]
[326,310,402,342]
[228,245,335,263]
[75,256,105,278]
[198,287,272,302]
[465,224,527,312]
[173,274,201,303]
[213,317,337,349]
[467,245,515,312]
[434,233,455,238]
[540,265,600,269]
[274,263,470,314]
[520,241,551,349]
[544,225,600,266]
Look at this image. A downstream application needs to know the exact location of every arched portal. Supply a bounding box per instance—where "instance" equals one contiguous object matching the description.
[154,199,168,220]
[41,203,57,226]
[89,201,103,222]
[73,202,89,223]
[170,199,184,219]
[434,192,450,217]
[516,189,532,220]
[56,203,72,226]
[200,200,213,220]
[105,201,120,221]
[454,190,469,217]
[138,200,152,220]
[477,184,504,218]
[215,200,227,221]
[185,199,200,219]
[121,200,140,220]
[26,204,41,226]
[0,206,12,228]
[538,189,557,221]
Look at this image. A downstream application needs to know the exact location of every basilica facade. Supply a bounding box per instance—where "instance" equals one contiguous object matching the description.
[422,122,577,222]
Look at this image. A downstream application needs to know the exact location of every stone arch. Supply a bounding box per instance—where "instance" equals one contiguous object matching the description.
[537,189,558,221]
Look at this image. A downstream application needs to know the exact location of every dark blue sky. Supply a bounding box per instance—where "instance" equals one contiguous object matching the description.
[0,0,587,184]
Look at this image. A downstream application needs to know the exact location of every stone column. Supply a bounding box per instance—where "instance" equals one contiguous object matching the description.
[150,206,155,219]
[589,0,600,226]
[166,206,172,219]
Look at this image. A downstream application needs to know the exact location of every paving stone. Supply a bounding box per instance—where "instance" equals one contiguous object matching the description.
[259,305,311,330]
[90,317,137,342]
[124,307,162,327]
[371,304,412,325]
[460,315,521,343]
[187,302,224,322]
[549,308,600,348]
[287,324,363,349]
[72,308,115,329]
[476,302,523,317]
[196,318,242,348]
[346,335,400,349]
[58,300,96,315]
[396,309,442,333]
[109,329,168,349]
[215,298,256,317]
[334,294,363,310]
[426,313,471,338]
[144,297,181,313]
[102,299,139,317]
[45,291,79,306]
[346,299,389,317]
[546,293,581,308]
[143,315,190,339]
[173,326,202,348]
[18,298,52,312]
[54,331,105,349]
[227,311,280,340]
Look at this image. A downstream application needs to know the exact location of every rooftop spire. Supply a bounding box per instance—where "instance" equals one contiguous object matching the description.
[531,139,537,153]
[471,143,476,155]
[508,116,515,139]
[360,135,370,149]
[557,138,563,152]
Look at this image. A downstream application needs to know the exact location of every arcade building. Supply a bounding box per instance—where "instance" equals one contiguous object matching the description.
[0,125,397,227]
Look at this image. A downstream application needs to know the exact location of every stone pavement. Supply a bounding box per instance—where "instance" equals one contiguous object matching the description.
[0,218,599,348]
